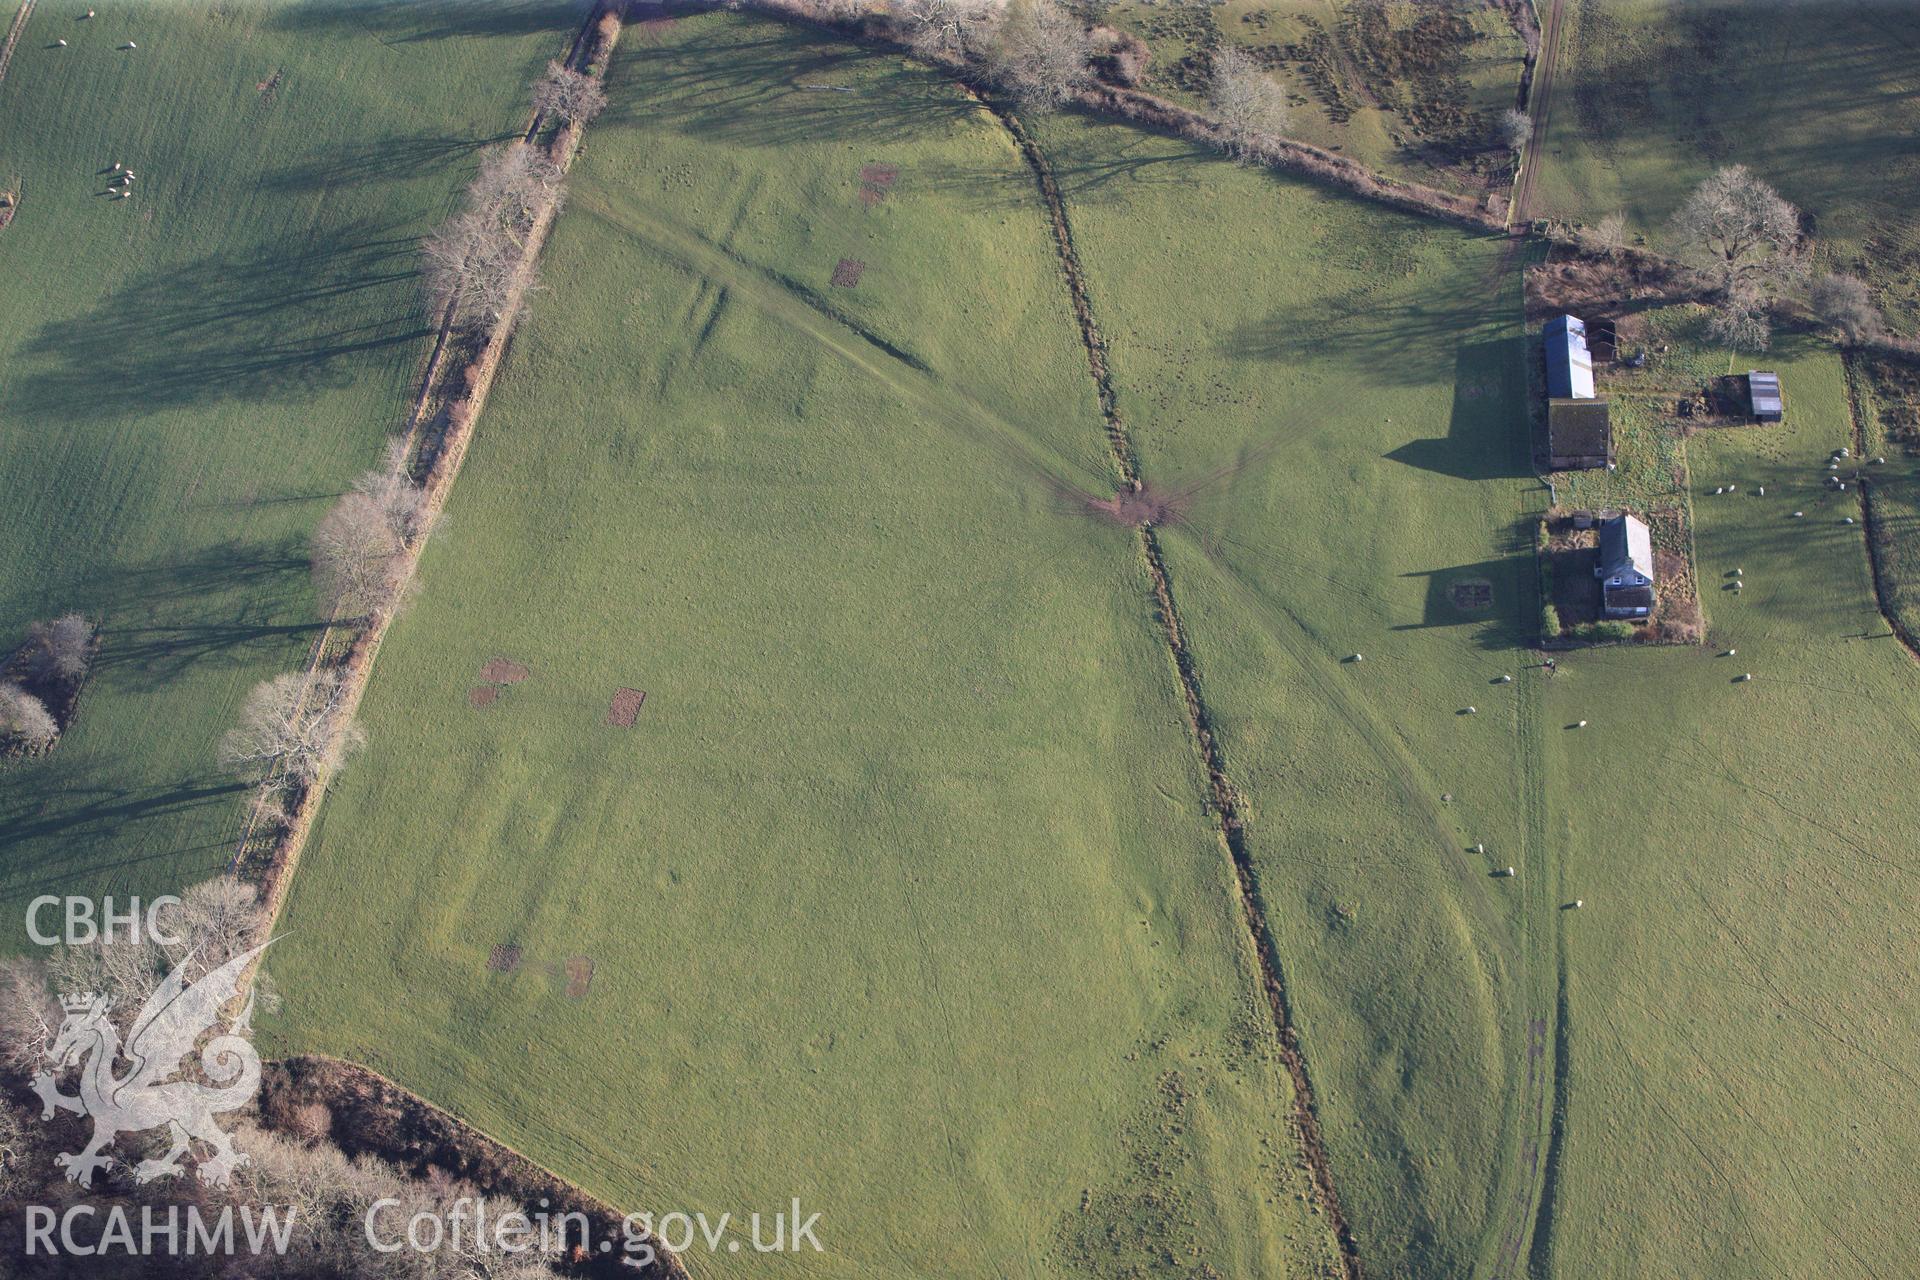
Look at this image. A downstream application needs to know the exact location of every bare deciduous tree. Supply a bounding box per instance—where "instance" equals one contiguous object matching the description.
[1672,164,1803,297]
[24,612,93,683]
[897,0,996,59]
[1499,106,1534,151]
[0,682,56,751]
[531,59,608,126]
[1809,272,1881,345]
[1706,284,1773,351]
[157,878,265,979]
[1582,211,1628,259]
[470,143,566,233]
[1209,46,1288,162]
[219,671,363,815]
[0,956,57,1077]
[312,492,406,620]
[983,0,1092,112]
[423,144,565,330]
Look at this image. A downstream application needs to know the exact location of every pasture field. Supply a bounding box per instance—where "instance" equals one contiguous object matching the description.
[1540,332,1920,1278]
[264,14,1345,1280]
[1101,0,1528,195]
[0,2,581,938]
[1027,110,1548,1277]
[1531,0,1920,324]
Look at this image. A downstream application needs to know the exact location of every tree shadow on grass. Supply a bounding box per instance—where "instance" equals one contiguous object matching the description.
[602,27,979,150]
[263,0,585,46]
[15,220,432,423]
[259,132,519,195]
[0,767,245,892]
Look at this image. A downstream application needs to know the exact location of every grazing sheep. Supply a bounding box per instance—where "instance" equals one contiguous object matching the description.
[1349,653,1363,663]
[1474,843,1485,854]
[1792,511,1804,518]
[1726,648,1737,657]
[1572,899,1585,909]
[56,37,68,46]
[1741,673,1753,682]
[1728,483,1738,492]
[1733,567,1743,576]
[1845,516,1857,524]
[1498,674,1513,684]
[1465,705,1478,715]
[1504,867,1516,877]
[1758,486,1765,496]
[1840,446,1851,457]
[1714,486,1724,495]
[1576,719,1588,728]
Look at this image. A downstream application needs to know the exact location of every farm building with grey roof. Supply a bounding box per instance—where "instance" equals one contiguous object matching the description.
[1595,512,1655,618]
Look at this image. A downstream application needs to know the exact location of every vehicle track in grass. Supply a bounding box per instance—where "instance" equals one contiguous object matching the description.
[0,0,38,90]
[987,100,1365,1280]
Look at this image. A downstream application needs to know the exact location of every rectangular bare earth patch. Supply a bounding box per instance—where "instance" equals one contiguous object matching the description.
[564,957,594,999]
[606,687,646,727]
[487,944,522,973]
[831,258,864,288]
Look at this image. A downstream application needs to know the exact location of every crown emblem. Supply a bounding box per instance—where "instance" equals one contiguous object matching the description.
[60,992,99,1013]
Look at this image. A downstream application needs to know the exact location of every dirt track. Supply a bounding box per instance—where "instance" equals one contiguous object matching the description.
[1510,0,1566,228]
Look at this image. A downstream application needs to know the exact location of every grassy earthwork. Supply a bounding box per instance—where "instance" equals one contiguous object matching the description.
[265,15,1346,1279]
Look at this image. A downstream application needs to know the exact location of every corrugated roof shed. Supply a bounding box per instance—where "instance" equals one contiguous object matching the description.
[1545,314,1595,400]
[1748,370,1783,419]
[1599,513,1653,581]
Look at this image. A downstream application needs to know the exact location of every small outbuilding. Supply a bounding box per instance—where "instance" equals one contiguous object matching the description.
[1747,370,1783,421]
[1594,512,1655,619]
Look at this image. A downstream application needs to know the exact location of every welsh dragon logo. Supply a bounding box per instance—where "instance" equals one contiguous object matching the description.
[30,941,271,1188]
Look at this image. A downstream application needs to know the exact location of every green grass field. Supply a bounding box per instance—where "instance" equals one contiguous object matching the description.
[1532,0,1920,323]
[1026,109,1547,1278]
[10,5,1920,1279]
[1540,334,1920,1278]
[0,1,580,929]
[266,15,1344,1278]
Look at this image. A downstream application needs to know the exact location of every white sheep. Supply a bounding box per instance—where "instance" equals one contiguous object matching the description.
[56,37,67,46]
[1572,899,1585,909]
[1741,673,1753,682]
[1576,719,1588,728]
[1474,843,1485,855]
[1792,511,1804,518]
[1758,486,1766,496]
[1504,866,1516,877]
[1845,516,1857,524]
[1498,674,1513,684]
[1465,705,1478,715]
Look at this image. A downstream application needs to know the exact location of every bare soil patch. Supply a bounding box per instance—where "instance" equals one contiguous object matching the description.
[1450,579,1493,610]
[564,956,594,999]
[859,162,897,204]
[830,257,864,288]
[1085,484,1188,529]
[255,68,282,102]
[486,943,522,973]
[606,687,646,726]
[467,685,499,709]
[479,657,530,684]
